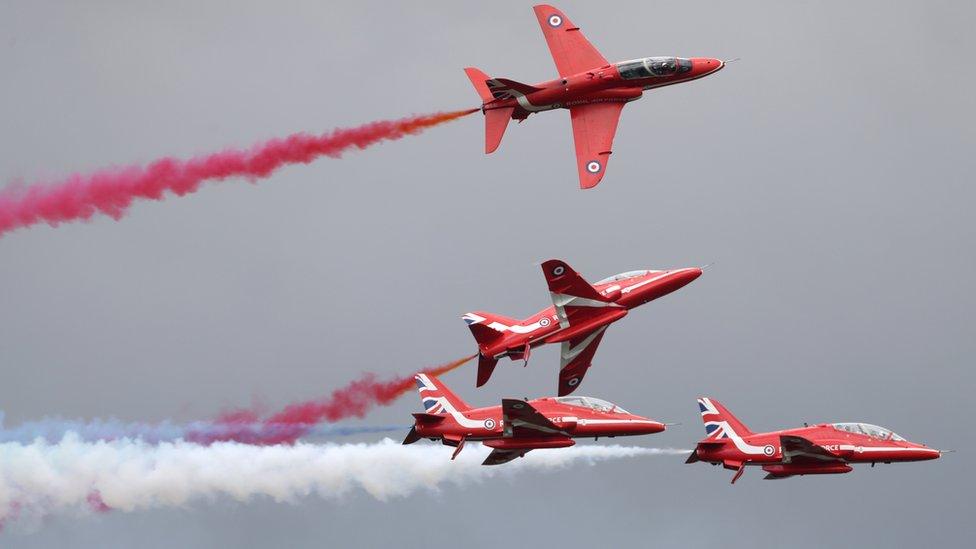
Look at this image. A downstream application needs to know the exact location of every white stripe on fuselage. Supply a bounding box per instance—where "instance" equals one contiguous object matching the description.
[708,421,770,455]
[488,320,548,334]
[515,94,552,113]
[416,374,485,429]
[838,445,934,454]
[577,419,660,426]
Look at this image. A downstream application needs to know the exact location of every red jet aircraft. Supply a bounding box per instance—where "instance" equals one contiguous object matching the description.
[403,372,665,465]
[464,4,726,189]
[686,398,942,483]
[463,259,702,396]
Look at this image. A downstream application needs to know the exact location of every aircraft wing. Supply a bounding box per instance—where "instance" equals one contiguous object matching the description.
[483,448,531,466]
[532,5,609,78]
[569,102,625,189]
[780,435,844,464]
[558,327,606,396]
[541,259,617,329]
[502,398,564,437]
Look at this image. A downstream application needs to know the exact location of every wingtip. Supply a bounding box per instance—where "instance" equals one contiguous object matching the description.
[579,175,603,190]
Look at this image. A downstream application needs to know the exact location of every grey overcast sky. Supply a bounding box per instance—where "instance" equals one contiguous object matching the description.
[1,0,973,546]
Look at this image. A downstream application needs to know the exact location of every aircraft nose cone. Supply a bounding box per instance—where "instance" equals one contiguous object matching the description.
[691,57,724,76]
[674,267,704,285]
[637,420,667,434]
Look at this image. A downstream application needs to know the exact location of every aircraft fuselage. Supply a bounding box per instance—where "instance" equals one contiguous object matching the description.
[486,57,725,120]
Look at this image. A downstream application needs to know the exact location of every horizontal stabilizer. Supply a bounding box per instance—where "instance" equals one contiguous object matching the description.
[686,440,725,464]
[402,426,421,445]
[484,107,515,154]
[476,354,499,387]
[412,412,447,424]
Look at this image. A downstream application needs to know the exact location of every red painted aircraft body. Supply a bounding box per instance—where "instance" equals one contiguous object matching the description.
[463,259,702,396]
[402,372,665,465]
[464,4,726,189]
[687,398,942,483]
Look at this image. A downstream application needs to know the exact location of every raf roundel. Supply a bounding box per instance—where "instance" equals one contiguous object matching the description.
[548,14,563,27]
[763,445,776,456]
[484,418,496,430]
[567,377,580,387]
[552,265,565,276]
[539,317,551,327]
[586,161,602,174]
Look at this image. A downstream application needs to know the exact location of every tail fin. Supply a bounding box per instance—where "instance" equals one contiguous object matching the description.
[697,397,753,439]
[464,67,494,103]
[464,68,536,154]
[462,312,517,351]
[415,373,472,413]
[464,67,543,102]
[462,311,513,386]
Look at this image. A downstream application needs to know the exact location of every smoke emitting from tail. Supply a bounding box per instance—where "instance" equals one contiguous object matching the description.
[202,353,476,444]
[0,109,477,236]
[0,355,475,446]
[0,436,686,529]
[254,354,477,428]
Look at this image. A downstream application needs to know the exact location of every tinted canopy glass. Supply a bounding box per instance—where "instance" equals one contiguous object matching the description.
[617,57,680,79]
[647,57,678,75]
[555,396,628,414]
[617,59,652,79]
[594,270,650,285]
[832,423,905,441]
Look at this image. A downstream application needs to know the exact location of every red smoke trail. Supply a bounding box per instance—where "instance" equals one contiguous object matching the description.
[190,354,477,445]
[0,109,478,236]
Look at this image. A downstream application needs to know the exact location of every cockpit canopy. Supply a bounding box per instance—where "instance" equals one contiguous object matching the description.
[616,57,693,79]
[594,270,652,285]
[555,396,629,414]
[832,423,906,441]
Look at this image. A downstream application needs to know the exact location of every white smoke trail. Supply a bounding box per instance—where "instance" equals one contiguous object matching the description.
[0,411,402,444]
[0,435,686,528]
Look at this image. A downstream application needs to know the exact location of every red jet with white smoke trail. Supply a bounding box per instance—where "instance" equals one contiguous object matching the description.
[0,109,476,237]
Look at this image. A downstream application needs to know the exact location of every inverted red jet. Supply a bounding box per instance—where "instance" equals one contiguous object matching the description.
[402,372,665,465]
[463,259,702,396]
[464,4,726,189]
[687,397,942,483]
